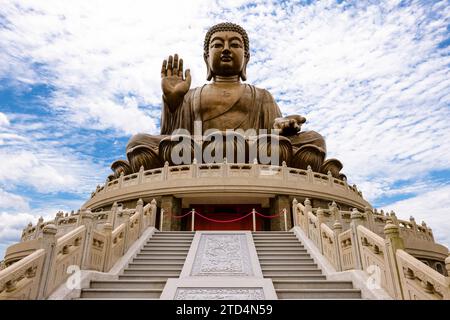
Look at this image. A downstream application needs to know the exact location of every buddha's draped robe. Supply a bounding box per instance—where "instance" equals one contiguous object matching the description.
[127,84,326,153]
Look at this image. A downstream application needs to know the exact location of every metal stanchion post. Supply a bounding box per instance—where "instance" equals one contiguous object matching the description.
[159,208,164,231]
[252,208,256,232]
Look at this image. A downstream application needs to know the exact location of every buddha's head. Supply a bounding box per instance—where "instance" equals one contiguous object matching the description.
[204,22,250,81]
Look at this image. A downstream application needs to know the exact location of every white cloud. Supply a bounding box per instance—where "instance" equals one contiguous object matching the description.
[0,113,108,194]
[0,113,9,127]
[0,188,29,211]
[381,185,450,250]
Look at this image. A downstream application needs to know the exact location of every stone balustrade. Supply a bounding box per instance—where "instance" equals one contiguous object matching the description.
[86,162,366,210]
[293,198,450,300]
[0,249,46,299]
[0,199,157,300]
[396,249,450,299]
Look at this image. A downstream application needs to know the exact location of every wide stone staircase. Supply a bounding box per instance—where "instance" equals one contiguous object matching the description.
[80,231,194,299]
[252,231,362,299]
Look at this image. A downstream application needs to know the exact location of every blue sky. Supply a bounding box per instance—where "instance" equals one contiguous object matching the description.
[0,0,449,258]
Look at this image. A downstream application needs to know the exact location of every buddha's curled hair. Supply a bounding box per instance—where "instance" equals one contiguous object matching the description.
[204,22,250,59]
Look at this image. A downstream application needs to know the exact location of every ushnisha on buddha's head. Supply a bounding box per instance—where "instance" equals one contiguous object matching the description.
[203,22,250,81]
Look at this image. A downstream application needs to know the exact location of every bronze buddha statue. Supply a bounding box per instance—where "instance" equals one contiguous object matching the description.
[111,22,344,180]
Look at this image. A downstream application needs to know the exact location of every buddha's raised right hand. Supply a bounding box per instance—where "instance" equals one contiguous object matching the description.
[161,54,192,112]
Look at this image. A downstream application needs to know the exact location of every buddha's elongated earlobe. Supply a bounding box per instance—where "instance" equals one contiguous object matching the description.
[240,55,249,81]
[204,53,213,81]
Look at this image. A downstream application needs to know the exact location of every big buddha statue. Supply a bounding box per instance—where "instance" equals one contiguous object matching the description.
[110,22,345,180]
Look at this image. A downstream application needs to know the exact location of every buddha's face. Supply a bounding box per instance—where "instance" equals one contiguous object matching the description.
[207,31,246,78]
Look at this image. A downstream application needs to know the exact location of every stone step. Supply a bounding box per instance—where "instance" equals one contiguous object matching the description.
[253,239,301,243]
[254,243,304,248]
[139,248,190,253]
[130,260,185,265]
[127,264,183,271]
[257,253,311,259]
[123,269,181,275]
[263,274,326,280]
[263,269,322,276]
[134,253,186,262]
[78,298,158,300]
[256,248,308,254]
[154,231,195,234]
[272,280,354,290]
[143,243,192,248]
[81,288,162,299]
[133,257,186,263]
[135,253,189,259]
[119,274,178,281]
[90,280,166,289]
[151,235,195,239]
[276,289,361,299]
[147,239,194,243]
[258,256,314,265]
[252,231,294,235]
[252,235,298,238]
[260,264,318,270]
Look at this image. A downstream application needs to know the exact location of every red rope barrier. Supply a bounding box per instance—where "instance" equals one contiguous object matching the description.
[172,209,287,221]
[172,211,193,219]
[254,210,284,219]
[194,211,253,223]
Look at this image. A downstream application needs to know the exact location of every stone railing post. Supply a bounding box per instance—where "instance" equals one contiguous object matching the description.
[389,211,399,226]
[110,202,118,228]
[306,165,313,183]
[327,171,333,187]
[37,224,57,299]
[122,210,131,255]
[80,209,94,269]
[329,201,340,224]
[282,161,288,181]
[317,208,325,253]
[162,161,169,181]
[304,198,312,237]
[150,199,157,227]
[333,220,343,271]
[409,216,418,237]
[138,165,144,184]
[365,206,374,231]
[136,198,144,237]
[292,198,298,226]
[34,217,44,239]
[191,158,198,178]
[350,208,363,270]
[251,158,259,177]
[102,223,113,272]
[384,221,405,299]
[222,158,229,177]
[118,171,124,188]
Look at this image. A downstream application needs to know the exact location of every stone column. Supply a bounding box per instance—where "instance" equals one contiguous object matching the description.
[34,216,44,239]
[384,221,405,300]
[333,220,343,271]
[122,210,131,254]
[270,195,291,231]
[292,198,298,226]
[161,195,182,231]
[136,198,144,237]
[350,208,363,270]
[102,223,113,272]
[80,209,94,270]
[37,224,57,299]
[150,199,157,227]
